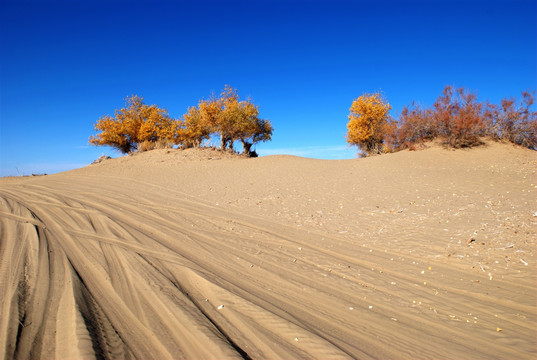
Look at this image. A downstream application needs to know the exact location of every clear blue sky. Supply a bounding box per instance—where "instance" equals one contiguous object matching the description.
[1,0,535,176]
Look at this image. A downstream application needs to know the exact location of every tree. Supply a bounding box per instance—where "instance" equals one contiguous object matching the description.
[91,87,273,156]
[180,105,210,148]
[89,114,135,153]
[201,85,242,150]
[346,93,391,156]
[89,95,175,153]
[184,85,273,155]
[203,87,235,150]
[232,103,273,156]
[138,105,175,143]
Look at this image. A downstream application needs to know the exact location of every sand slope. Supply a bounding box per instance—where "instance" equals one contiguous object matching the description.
[1,143,536,359]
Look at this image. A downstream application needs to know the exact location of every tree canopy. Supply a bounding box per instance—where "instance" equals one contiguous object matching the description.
[89,96,175,153]
[346,93,392,156]
[181,86,273,156]
[89,87,273,156]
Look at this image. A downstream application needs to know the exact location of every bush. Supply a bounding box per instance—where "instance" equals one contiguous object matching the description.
[387,102,436,151]
[432,86,487,148]
[487,91,537,149]
[389,86,536,151]
[137,139,172,152]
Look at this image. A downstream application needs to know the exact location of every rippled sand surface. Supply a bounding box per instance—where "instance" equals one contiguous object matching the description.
[1,143,535,359]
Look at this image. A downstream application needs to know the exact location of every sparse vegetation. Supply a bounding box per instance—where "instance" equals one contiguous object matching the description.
[348,86,537,156]
[487,91,537,149]
[90,86,272,157]
[91,86,534,159]
[92,155,112,164]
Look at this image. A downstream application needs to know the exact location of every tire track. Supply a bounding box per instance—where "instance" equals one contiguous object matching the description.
[1,172,535,359]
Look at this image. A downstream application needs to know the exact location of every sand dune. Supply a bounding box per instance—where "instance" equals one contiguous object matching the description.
[1,143,536,359]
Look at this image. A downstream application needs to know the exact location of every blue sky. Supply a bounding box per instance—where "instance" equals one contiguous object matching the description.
[1,0,535,176]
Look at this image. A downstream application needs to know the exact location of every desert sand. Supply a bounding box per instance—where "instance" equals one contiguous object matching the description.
[1,142,536,359]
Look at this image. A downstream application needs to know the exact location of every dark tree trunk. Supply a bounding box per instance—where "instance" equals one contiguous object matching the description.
[241,140,252,156]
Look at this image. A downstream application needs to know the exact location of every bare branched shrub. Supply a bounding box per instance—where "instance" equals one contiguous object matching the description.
[387,102,436,150]
[432,86,487,148]
[155,138,172,150]
[138,140,156,152]
[487,91,537,149]
[389,86,535,151]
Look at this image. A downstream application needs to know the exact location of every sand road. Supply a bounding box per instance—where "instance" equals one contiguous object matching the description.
[1,144,536,359]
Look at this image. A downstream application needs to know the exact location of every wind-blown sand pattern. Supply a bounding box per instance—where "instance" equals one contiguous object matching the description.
[1,143,536,359]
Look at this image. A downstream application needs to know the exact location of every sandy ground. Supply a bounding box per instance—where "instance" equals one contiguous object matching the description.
[1,142,536,359]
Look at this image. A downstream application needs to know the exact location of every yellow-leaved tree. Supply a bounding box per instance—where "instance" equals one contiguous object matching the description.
[346,93,392,156]
[90,87,273,156]
[230,100,273,156]
[180,105,210,148]
[181,85,272,156]
[89,95,175,153]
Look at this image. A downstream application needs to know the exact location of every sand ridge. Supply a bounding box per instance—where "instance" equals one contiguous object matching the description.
[1,143,536,359]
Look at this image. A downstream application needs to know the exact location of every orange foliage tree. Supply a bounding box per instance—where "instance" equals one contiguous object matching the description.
[218,86,273,155]
[181,86,273,156]
[180,105,210,148]
[89,95,175,153]
[231,103,273,156]
[346,93,392,156]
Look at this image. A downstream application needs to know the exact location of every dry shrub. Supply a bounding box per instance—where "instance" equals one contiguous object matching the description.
[487,91,537,149]
[433,86,487,148]
[154,138,172,149]
[91,155,111,164]
[390,86,536,151]
[137,139,172,152]
[387,102,436,151]
[138,140,156,152]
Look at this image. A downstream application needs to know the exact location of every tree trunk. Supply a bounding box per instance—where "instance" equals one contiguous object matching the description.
[241,140,252,156]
